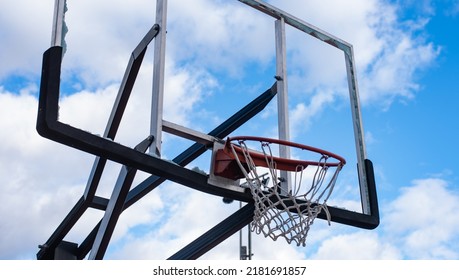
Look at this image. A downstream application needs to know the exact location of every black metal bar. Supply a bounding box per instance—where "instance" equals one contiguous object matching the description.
[168,203,255,260]
[88,136,153,260]
[83,157,107,202]
[89,196,110,211]
[365,159,380,227]
[316,159,379,229]
[104,24,159,139]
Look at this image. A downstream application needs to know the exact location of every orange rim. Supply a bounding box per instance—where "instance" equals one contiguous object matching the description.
[224,136,346,171]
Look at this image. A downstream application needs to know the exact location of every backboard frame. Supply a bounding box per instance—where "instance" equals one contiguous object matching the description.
[238,0,371,215]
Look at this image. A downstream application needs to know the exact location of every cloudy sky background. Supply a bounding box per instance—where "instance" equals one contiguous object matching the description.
[1,0,459,260]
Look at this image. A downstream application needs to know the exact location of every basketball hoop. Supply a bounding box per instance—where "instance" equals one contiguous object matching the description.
[213,136,346,246]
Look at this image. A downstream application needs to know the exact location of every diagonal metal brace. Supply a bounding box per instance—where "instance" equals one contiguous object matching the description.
[88,136,153,260]
[168,203,255,260]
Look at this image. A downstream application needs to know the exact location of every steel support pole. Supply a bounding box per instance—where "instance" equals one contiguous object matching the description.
[239,202,252,260]
[51,0,66,47]
[275,17,291,195]
[150,0,168,156]
[345,49,370,215]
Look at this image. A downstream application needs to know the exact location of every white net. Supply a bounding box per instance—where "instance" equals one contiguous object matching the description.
[228,137,345,246]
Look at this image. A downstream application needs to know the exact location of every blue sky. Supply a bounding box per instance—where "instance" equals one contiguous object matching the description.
[1,0,458,260]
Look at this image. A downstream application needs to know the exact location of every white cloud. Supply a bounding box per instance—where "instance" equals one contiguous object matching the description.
[59,85,118,133]
[61,0,156,88]
[108,181,165,245]
[451,1,459,16]
[289,88,336,136]
[106,186,242,259]
[285,177,459,260]
[360,32,439,108]
[270,0,439,112]
[0,87,94,259]
[0,0,54,78]
[162,62,218,127]
[167,0,274,77]
[310,231,401,259]
[106,184,307,260]
[384,178,459,259]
